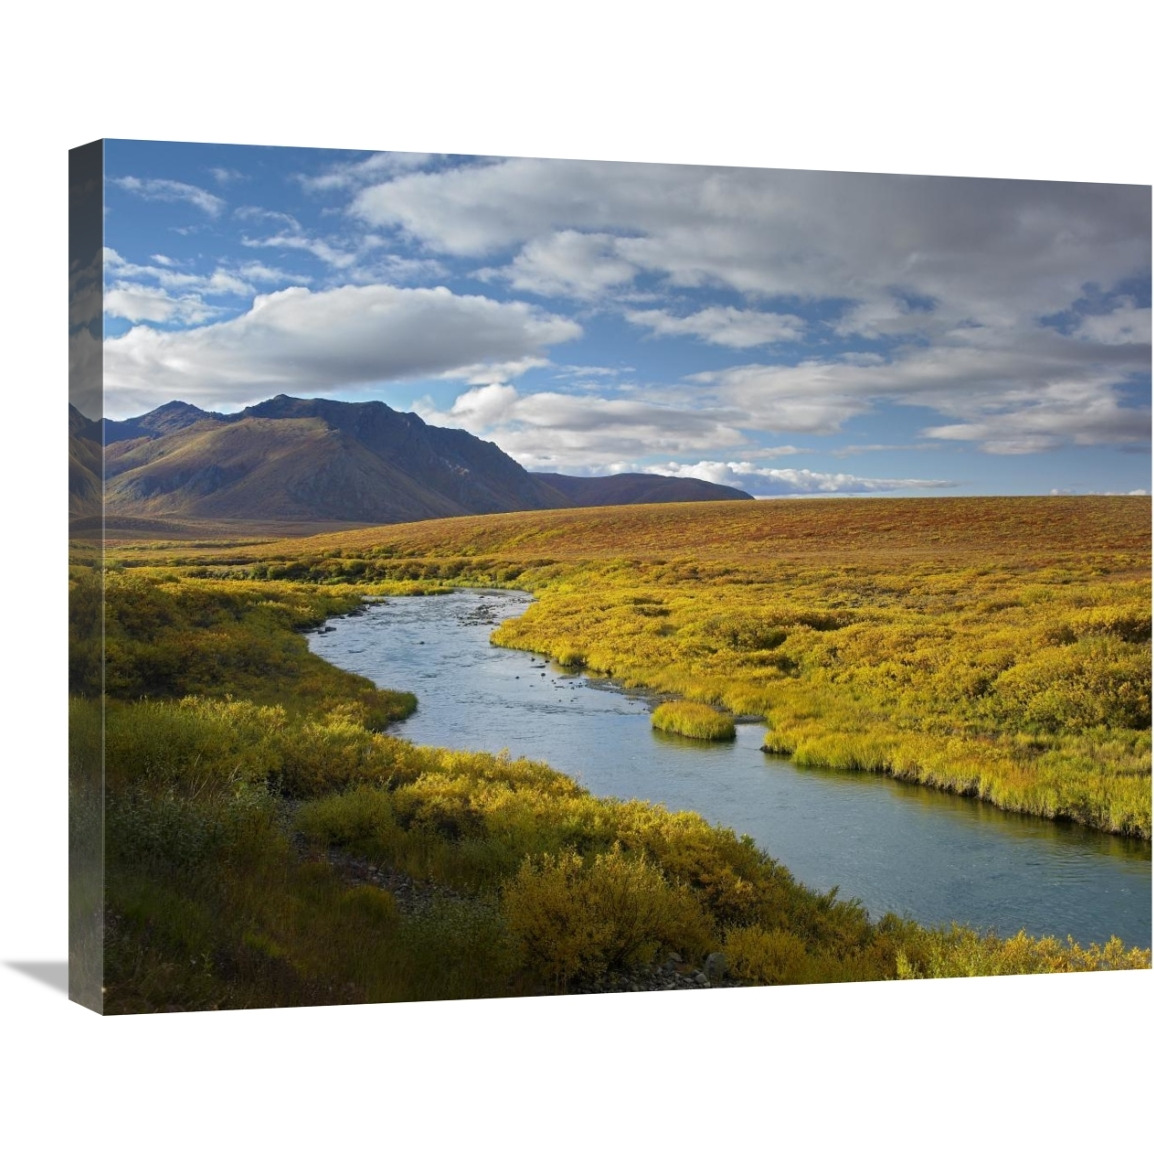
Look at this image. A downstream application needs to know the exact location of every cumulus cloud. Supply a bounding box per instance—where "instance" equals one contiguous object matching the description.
[413,382,747,470]
[626,305,807,348]
[112,176,225,217]
[102,285,581,416]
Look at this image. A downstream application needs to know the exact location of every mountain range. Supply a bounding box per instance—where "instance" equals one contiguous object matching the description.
[69,395,752,532]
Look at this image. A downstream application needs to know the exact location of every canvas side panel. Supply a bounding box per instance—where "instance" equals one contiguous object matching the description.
[69,139,104,1013]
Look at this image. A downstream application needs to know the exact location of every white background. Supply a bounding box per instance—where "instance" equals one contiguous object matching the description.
[0,2,1150,1148]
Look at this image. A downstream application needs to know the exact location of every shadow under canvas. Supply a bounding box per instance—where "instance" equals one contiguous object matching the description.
[6,961,70,996]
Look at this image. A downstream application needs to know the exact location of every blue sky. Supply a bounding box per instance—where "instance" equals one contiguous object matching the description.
[88,139,1151,497]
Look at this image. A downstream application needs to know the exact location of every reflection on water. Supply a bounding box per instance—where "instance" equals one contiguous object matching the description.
[309,590,1151,949]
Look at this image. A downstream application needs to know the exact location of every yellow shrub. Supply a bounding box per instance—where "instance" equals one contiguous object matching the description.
[724,925,812,985]
[502,845,714,990]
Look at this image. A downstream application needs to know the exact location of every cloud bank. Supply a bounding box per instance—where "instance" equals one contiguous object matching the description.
[103,285,581,415]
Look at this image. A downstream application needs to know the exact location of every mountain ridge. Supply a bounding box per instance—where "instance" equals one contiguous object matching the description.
[71,396,752,530]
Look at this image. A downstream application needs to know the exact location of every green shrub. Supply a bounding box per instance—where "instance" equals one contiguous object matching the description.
[394,896,519,1000]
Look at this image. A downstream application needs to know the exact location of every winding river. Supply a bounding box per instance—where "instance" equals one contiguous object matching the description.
[309,589,1151,949]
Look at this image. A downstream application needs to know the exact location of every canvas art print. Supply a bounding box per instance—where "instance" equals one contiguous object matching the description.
[68,140,1151,1014]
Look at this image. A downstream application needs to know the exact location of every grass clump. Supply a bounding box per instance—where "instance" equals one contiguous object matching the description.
[652,700,736,741]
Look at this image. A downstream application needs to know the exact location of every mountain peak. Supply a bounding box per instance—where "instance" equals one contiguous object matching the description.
[103,399,218,444]
[152,400,205,414]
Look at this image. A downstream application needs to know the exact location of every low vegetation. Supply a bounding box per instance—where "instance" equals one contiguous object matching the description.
[81,495,1152,1009]
[651,701,736,741]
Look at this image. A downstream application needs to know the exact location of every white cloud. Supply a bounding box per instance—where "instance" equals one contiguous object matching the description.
[299,151,434,193]
[1072,300,1151,346]
[832,294,940,340]
[102,285,581,416]
[234,206,302,229]
[242,230,360,270]
[1051,488,1150,496]
[697,325,1150,449]
[646,460,955,496]
[236,261,312,285]
[101,249,319,332]
[112,176,225,217]
[104,284,223,325]
[497,230,639,297]
[349,158,1149,460]
[446,357,551,386]
[104,247,253,297]
[922,392,1147,453]
[413,382,748,470]
[350,160,1148,329]
[238,222,443,284]
[626,305,807,348]
[690,362,872,434]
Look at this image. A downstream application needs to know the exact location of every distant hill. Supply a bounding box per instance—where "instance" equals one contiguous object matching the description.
[534,472,753,506]
[70,395,752,530]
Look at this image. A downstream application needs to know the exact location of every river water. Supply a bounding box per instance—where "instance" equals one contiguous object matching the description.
[308,589,1151,949]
